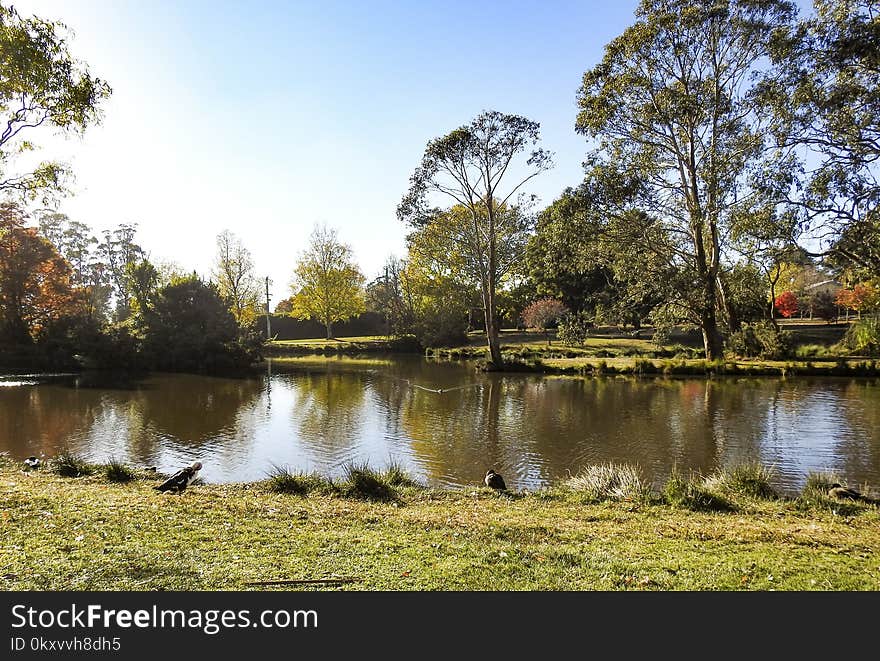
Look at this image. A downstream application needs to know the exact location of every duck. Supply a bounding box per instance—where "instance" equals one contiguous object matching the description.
[484,469,507,491]
[23,456,41,470]
[154,461,202,493]
[827,483,876,504]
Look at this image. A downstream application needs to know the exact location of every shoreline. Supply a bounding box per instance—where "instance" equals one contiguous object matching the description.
[2,457,878,591]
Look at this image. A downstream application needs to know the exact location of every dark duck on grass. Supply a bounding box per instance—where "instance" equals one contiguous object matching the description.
[23,456,40,470]
[155,461,202,493]
[485,469,506,491]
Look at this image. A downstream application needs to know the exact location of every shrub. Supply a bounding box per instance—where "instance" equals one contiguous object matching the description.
[521,298,569,345]
[842,316,880,356]
[557,311,594,347]
[774,291,799,318]
[726,320,793,359]
[565,463,649,502]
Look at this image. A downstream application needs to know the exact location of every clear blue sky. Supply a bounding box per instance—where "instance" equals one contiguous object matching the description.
[19,0,809,305]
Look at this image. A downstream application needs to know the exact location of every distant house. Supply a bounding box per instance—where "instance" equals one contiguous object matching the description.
[804,279,842,297]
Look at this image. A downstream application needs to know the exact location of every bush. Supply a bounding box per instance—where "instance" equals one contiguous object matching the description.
[726,320,793,359]
[557,311,594,347]
[842,316,880,356]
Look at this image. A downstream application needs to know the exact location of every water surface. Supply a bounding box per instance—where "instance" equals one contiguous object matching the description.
[2,357,879,494]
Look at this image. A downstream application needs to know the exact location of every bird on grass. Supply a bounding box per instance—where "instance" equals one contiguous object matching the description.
[827,483,876,504]
[484,469,507,491]
[23,456,40,470]
[154,461,202,493]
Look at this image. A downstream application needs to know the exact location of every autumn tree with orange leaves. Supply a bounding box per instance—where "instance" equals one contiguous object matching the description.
[0,203,76,343]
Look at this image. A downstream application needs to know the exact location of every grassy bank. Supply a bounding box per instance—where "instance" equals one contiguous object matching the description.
[2,456,878,591]
[265,335,420,356]
[262,324,880,377]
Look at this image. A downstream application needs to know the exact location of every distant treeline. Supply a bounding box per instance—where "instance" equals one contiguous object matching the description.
[264,312,386,340]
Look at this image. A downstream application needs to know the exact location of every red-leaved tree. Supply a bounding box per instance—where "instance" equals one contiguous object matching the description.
[774,291,798,319]
[522,298,569,345]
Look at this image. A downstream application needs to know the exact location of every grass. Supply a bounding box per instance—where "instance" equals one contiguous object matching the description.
[50,451,95,478]
[103,457,137,483]
[342,462,398,501]
[266,465,335,496]
[565,463,650,502]
[3,456,879,590]
[663,470,734,512]
[703,463,778,500]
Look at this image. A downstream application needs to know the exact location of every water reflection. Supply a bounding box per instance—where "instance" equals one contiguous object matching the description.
[1,358,879,494]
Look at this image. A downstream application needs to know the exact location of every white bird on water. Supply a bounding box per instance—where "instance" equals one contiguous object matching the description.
[154,461,202,493]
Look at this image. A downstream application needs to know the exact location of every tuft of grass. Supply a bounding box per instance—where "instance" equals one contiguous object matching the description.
[565,463,649,502]
[51,451,95,478]
[266,464,334,495]
[663,470,733,512]
[103,458,136,483]
[703,463,778,500]
[342,462,397,501]
[795,471,864,515]
[382,460,421,488]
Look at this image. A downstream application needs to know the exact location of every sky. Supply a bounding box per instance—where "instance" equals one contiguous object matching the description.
[12,0,811,306]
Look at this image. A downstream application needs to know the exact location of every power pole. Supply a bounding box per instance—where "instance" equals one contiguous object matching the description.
[265,276,272,340]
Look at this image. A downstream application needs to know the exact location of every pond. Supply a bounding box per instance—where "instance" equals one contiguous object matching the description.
[2,356,879,494]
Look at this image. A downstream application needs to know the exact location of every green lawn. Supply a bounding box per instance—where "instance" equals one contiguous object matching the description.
[2,458,878,591]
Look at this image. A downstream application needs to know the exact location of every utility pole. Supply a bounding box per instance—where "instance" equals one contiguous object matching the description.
[265,276,272,340]
[384,264,390,338]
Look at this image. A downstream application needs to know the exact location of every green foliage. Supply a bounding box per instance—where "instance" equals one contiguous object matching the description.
[842,316,880,356]
[398,110,550,366]
[721,263,769,326]
[557,310,594,346]
[138,274,261,372]
[765,0,880,277]
[726,320,793,359]
[576,0,797,360]
[0,4,111,202]
[290,225,366,339]
[565,463,649,502]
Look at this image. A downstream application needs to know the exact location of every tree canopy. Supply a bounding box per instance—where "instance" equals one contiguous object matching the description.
[576,0,798,358]
[289,225,365,339]
[398,110,552,367]
[0,4,110,202]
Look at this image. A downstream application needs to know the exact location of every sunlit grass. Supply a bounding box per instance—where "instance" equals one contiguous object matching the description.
[2,455,879,591]
[565,463,650,502]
